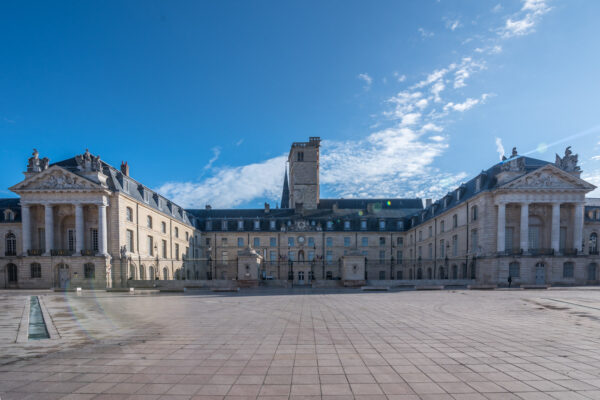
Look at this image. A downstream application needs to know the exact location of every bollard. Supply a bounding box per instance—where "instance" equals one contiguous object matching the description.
[129,287,135,294]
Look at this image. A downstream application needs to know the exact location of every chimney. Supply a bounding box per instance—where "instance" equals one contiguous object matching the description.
[205,204,212,210]
[425,198,432,208]
[120,161,129,176]
[264,202,270,214]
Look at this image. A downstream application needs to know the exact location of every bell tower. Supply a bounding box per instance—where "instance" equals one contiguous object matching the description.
[288,137,320,210]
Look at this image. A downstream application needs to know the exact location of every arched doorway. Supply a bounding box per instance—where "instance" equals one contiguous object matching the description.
[452,265,458,279]
[149,266,155,280]
[588,263,597,281]
[439,267,445,279]
[57,263,70,289]
[417,268,422,279]
[535,262,545,285]
[7,263,18,286]
[163,267,169,280]
[427,268,432,280]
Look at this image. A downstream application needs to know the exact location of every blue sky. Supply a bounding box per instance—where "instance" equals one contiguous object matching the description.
[2,0,600,208]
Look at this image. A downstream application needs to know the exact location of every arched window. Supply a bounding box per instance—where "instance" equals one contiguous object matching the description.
[427,268,432,279]
[470,262,476,279]
[4,209,15,221]
[563,262,574,278]
[139,265,145,280]
[149,265,155,280]
[7,263,18,282]
[462,263,467,278]
[509,262,520,278]
[129,264,135,279]
[163,267,169,280]
[30,263,41,278]
[590,233,598,254]
[84,263,95,279]
[5,233,16,256]
[471,206,478,221]
[439,267,444,279]
[452,265,458,279]
[417,268,422,279]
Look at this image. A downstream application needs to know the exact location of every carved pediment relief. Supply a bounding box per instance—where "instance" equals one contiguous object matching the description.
[500,165,595,191]
[10,166,104,192]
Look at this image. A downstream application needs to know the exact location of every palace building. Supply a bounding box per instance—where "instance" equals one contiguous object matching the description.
[1,139,600,289]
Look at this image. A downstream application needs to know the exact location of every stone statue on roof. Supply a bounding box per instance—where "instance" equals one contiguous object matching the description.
[555,146,580,173]
[76,149,102,172]
[27,148,49,173]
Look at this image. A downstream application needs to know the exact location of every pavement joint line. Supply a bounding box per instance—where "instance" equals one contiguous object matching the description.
[15,296,30,343]
[543,298,600,311]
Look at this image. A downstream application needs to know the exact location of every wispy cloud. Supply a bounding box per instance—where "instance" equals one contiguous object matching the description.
[357,73,373,90]
[393,72,406,82]
[203,147,221,170]
[500,0,551,38]
[418,27,434,38]
[495,137,505,160]
[445,18,462,31]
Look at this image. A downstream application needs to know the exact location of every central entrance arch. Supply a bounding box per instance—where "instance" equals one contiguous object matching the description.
[535,262,545,285]
[57,263,70,289]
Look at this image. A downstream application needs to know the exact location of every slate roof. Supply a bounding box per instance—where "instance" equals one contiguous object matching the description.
[51,156,195,227]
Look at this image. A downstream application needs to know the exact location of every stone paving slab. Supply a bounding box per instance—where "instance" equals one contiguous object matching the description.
[1,289,600,399]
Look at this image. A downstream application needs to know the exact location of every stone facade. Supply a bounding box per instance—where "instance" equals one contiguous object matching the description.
[2,142,600,289]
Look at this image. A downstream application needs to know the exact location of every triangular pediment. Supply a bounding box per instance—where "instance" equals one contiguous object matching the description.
[10,166,106,193]
[499,164,596,192]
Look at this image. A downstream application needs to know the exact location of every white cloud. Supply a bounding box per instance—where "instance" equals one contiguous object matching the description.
[444,93,490,112]
[235,139,244,146]
[495,137,505,160]
[203,147,221,170]
[418,27,434,38]
[492,4,503,13]
[357,73,373,90]
[394,72,406,82]
[500,0,551,38]
[445,19,462,31]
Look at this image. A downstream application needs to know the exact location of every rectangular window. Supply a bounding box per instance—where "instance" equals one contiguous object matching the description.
[68,229,75,252]
[361,220,367,230]
[529,226,540,251]
[161,222,166,234]
[175,244,179,260]
[222,251,228,263]
[238,237,244,247]
[344,221,350,230]
[206,221,212,231]
[308,251,315,261]
[126,207,133,222]
[270,237,277,247]
[344,237,350,247]
[326,250,333,264]
[288,237,295,247]
[396,250,403,262]
[440,221,445,233]
[38,228,45,252]
[162,239,167,258]
[361,237,368,247]
[326,221,333,230]
[505,227,514,253]
[221,237,228,246]
[440,239,445,258]
[254,220,260,230]
[253,237,260,247]
[471,229,478,252]
[453,214,458,228]
[559,227,567,251]
[288,251,295,261]
[126,230,134,252]
[397,220,404,230]
[379,250,385,262]
[428,226,432,238]
[147,216,152,228]
[269,250,277,261]
[418,246,422,259]
[379,220,386,230]
[308,237,314,247]
[419,230,423,241]
[91,229,98,252]
[221,220,228,230]
[428,243,432,259]
[397,237,403,247]
[452,235,458,257]
[205,238,211,246]
[269,220,276,230]
[175,227,179,238]
[379,237,385,246]
[237,220,244,230]
[148,236,153,256]
[326,237,333,247]
[31,263,42,278]
[563,262,574,278]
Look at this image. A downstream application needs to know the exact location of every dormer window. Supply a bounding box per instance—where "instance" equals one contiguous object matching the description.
[221,220,228,231]
[144,191,149,203]
[254,220,260,230]
[206,221,212,231]
[379,220,386,230]
[269,220,276,230]
[3,210,14,221]
[475,177,481,192]
[344,221,350,230]
[360,220,367,230]
[397,220,404,230]
[326,221,333,230]
[456,190,461,201]
[237,220,244,230]
[444,198,448,208]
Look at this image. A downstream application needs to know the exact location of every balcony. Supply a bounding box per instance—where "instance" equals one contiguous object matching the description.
[589,250,599,256]
[561,248,579,257]
[528,248,554,256]
[497,249,523,257]
[51,249,74,256]
[27,249,44,256]
[80,249,97,256]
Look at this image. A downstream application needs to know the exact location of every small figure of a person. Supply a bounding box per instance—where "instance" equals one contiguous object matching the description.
[508,275,512,288]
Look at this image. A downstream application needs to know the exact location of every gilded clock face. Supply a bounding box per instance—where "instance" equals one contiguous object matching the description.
[298,236,305,244]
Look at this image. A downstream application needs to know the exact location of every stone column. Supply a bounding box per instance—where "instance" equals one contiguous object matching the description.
[551,203,561,254]
[75,204,84,255]
[497,203,506,253]
[98,204,108,256]
[520,202,529,253]
[574,203,584,253]
[21,204,31,255]
[44,204,54,255]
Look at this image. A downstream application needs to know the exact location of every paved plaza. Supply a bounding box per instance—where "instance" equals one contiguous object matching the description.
[2,288,600,399]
